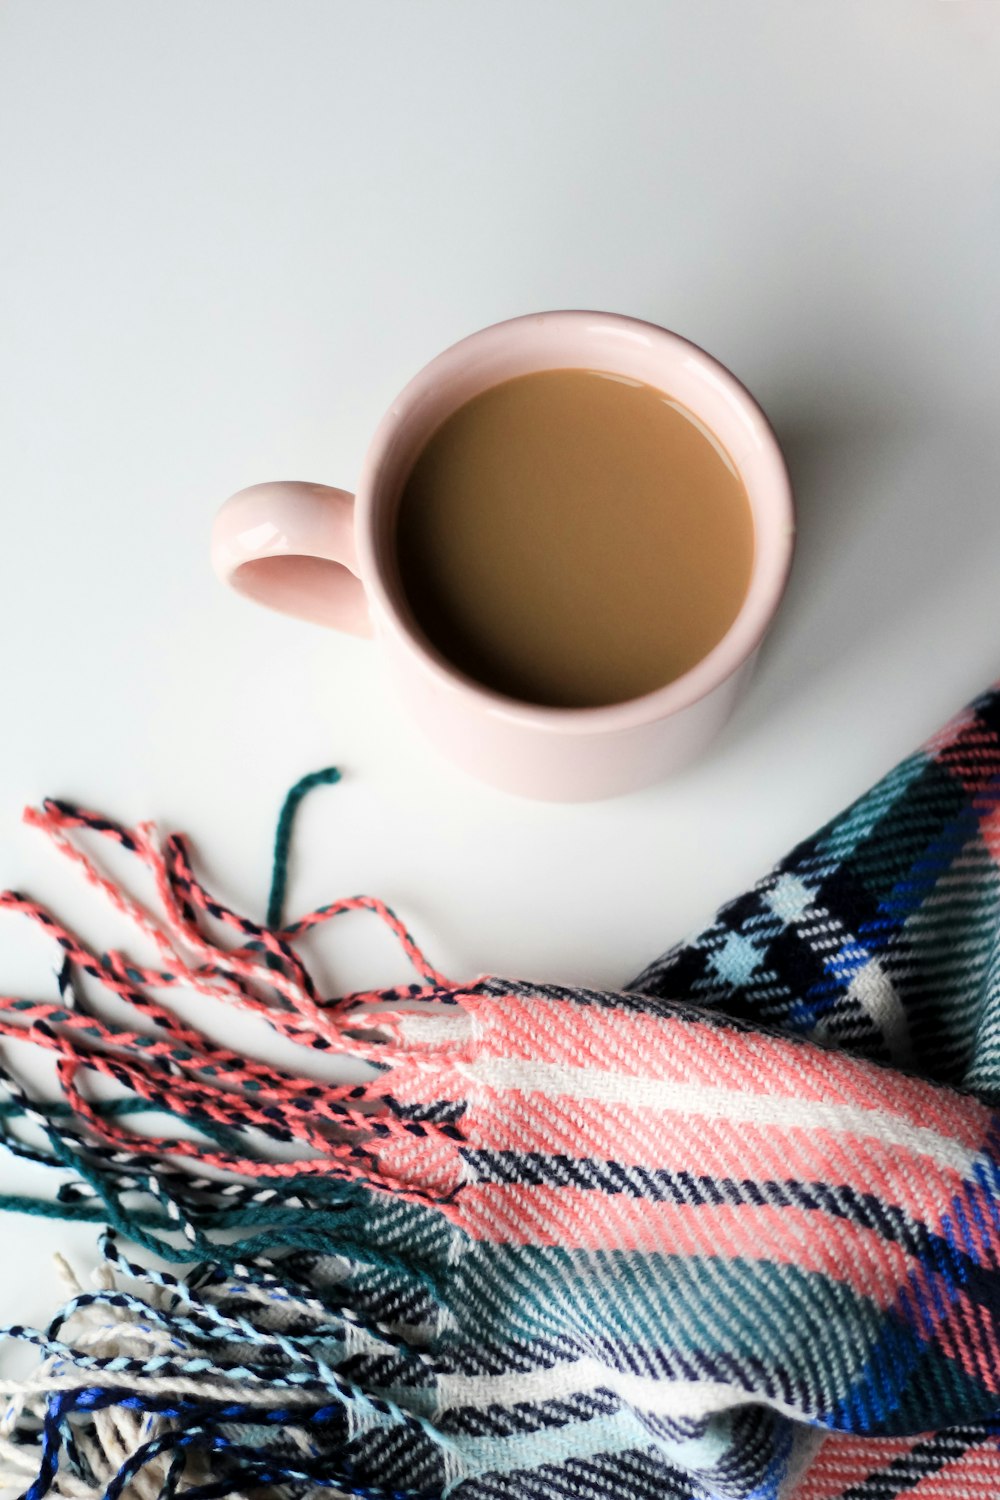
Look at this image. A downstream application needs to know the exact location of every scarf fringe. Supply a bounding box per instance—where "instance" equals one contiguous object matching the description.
[0,779,470,1500]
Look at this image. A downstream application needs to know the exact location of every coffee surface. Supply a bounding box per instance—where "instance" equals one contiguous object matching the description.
[395,369,754,708]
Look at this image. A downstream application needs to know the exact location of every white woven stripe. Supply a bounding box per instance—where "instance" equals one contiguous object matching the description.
[842,956,912,1059]
[433,1357,820,1424]
[466,1058,979,1177]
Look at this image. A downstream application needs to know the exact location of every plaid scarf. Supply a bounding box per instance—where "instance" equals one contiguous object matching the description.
[1,686,999,1498]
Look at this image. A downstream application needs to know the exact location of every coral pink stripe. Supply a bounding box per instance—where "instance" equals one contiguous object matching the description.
[799,1436,929,1500]
[930,1286,1000,1393]
[460,991,992,1147]
[448,1188,940,1298]
[977,798,1000,864]
[925,704,978,755]
[933,724,1000,796]
[907,1442,1000,1495]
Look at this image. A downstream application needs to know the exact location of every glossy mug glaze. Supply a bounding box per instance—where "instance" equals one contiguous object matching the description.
[211,311,794,800]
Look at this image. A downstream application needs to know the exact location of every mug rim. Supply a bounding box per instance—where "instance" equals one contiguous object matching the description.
[354,310,795,736]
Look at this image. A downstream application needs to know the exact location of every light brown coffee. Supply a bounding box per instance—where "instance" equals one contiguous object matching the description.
[395,368,754,709]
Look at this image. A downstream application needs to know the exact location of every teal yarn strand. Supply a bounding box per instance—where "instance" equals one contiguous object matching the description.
[265,766,341,930]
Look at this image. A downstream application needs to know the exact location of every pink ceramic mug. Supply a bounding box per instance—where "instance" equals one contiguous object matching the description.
[211,311,794,800]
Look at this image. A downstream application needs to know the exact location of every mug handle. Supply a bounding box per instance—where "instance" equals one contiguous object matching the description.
[211,482,373,637]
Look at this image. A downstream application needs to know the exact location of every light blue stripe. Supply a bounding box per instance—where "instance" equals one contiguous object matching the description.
[448,1409,648,1479]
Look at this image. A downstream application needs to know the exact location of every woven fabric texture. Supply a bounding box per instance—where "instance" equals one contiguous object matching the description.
[0,686,999,1498]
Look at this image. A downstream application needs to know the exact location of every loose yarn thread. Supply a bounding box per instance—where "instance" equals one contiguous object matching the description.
[265,767,341,931]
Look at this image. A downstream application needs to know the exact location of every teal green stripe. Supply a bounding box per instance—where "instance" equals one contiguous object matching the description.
[447,1246,885,1409]
[812,751,928,868]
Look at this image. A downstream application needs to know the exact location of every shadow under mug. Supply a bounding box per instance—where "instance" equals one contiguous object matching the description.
[211,311,795,800]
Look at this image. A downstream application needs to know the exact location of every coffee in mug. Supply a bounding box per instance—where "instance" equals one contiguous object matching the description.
[395,368,754,709]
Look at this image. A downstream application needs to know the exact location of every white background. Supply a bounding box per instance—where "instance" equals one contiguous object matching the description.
[0,0,999,1328]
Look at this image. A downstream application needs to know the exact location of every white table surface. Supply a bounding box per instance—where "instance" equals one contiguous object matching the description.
[1,0,999,1336]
